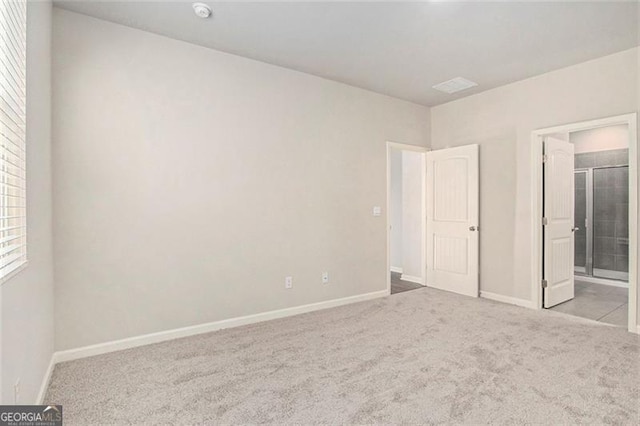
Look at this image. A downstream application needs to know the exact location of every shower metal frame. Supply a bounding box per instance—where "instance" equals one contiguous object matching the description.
[574,168,592,276]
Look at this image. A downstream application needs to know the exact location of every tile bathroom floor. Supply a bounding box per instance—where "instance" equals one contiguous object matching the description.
[549,279,628,327]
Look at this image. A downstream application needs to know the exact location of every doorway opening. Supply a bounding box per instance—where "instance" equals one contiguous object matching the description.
[386,142,480,297]
[386,142,426,295]
[572,126,630,283]
[531,114,638,333]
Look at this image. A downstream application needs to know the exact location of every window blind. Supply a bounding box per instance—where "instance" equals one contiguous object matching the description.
[0,0,27,280]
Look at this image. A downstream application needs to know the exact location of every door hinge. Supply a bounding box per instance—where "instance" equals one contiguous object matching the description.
[542,154,548,163]
[541,279,548,289]
[542,217,548,226]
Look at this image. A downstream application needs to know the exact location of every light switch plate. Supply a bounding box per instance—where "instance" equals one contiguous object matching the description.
[373,206,381,216]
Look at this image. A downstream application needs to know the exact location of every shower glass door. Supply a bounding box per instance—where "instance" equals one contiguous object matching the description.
[592,166,629,281]
[573,147,629,282]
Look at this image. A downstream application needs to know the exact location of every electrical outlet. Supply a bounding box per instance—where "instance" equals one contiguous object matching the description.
[285,276,293,289]
[14,378,20,404]
[322,272,329,284]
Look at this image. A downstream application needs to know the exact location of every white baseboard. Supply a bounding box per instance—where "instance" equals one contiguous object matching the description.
[390,266,403,274]
[400,274,424,285]
[575,275,628,288]
[36,355,56,404]
[480,291,535,309]
[54,290,388,364]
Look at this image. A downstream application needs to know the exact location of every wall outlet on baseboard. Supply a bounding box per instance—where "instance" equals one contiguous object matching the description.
[285,276,293,289]
[322,272,329,284]
[14,378,20,404]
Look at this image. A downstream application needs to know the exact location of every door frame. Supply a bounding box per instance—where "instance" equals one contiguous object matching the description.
[386,141,428,295]
[531,113,638,333]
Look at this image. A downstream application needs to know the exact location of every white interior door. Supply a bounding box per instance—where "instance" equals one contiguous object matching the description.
[426,144,479,297]
[543,136,575,308]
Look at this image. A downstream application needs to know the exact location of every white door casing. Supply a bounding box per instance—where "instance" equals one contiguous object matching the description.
[426,144,479,297]
[543,136,575,308]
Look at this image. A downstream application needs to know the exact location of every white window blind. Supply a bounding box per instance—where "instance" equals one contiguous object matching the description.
[0,0,27,280]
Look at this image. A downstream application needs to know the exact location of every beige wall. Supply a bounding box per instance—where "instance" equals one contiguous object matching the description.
[637,6,640,329]
[571,125,629,154]
[1,1,54,403]
[52,9,430,351]
[431,48,638,321]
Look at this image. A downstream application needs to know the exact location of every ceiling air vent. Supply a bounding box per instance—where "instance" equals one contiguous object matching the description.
[432,77,478,94]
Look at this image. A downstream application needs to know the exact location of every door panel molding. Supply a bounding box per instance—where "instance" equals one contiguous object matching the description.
[543,136,575,308]
[426,144,479,297]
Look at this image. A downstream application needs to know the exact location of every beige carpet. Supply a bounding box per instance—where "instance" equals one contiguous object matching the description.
[46,287,639,424]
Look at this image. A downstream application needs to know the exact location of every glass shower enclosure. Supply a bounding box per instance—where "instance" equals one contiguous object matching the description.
[574,163,629,281]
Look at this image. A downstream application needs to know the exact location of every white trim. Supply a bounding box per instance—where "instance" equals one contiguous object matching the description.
[531,113,638,334]
[636,325,640,335]
[420,148,427,291]
[480,291,535,309]
[575,275,628,288]
[385,141,428,295]
[36,356,55,404]
[53,290,388,364]
[390,266,403,274]
[400,274,424,285]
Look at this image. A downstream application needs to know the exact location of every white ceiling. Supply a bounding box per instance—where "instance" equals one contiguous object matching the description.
[53,1,639,107]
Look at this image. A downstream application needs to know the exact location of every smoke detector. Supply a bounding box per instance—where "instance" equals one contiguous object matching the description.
[432,77,478,94]
[192,3,212,18]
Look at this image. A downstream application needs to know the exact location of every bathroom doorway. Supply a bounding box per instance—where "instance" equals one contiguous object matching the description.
[532,114,638,332]
[574,161,629,281]
[562,125,630,326]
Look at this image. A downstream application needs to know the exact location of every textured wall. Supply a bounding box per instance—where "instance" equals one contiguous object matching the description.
[52,9,430,351]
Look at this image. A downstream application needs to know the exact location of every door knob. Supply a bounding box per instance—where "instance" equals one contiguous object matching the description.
[572,227,579,232]
[469,226,477,231]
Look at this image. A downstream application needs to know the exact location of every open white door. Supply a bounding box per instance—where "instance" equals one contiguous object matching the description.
[543,137,575,308]
[426,144,479,297]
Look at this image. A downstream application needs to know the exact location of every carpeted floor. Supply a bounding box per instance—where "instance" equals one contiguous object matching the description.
[45,287,639,424]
